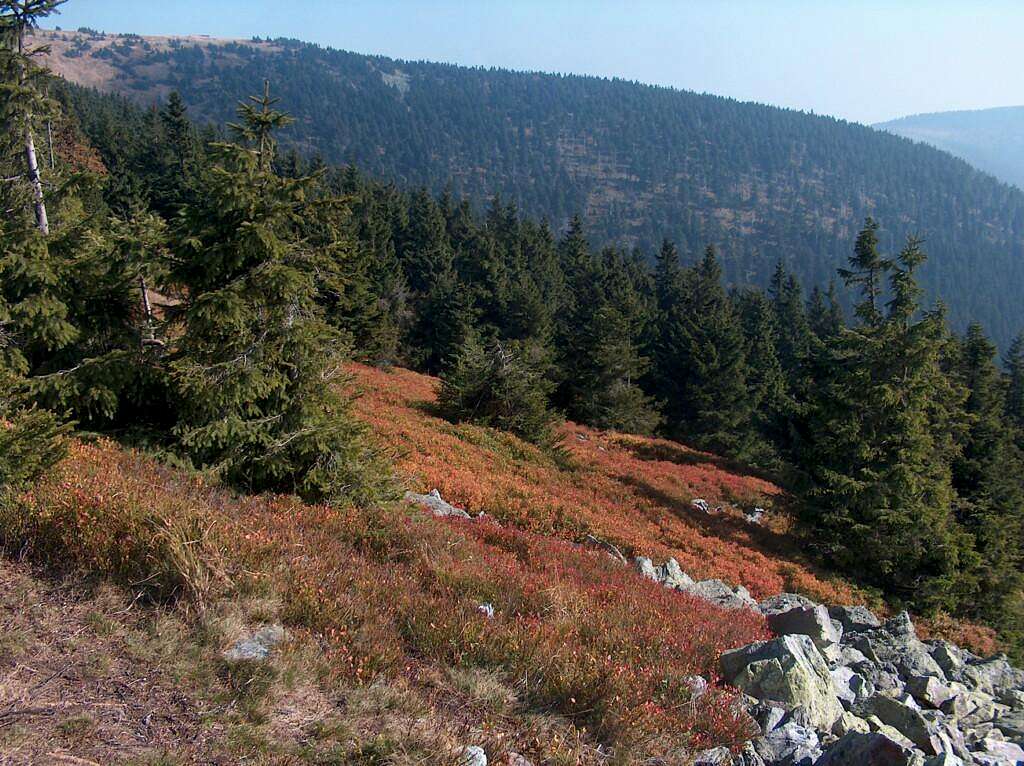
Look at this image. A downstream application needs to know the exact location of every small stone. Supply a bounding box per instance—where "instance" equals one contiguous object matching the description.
[691,746,732,765]
[222,624,285,663]
[459,745,487,766]
[477,603,495,619]
[692,498,711,513]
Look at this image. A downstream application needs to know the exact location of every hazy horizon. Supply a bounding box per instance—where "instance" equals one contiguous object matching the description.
[39,0,1024,126]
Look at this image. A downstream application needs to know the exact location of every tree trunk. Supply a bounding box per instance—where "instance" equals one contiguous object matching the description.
[17,19,48,235]
[24,127,48,235]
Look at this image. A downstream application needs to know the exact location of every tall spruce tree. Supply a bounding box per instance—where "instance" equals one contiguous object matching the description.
[169,85,389,502]
[801,230,973,610]
[658,245,753,457]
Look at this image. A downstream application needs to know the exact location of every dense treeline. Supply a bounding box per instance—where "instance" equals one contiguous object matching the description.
[5,4,1024,654]
[38,28,1024,347]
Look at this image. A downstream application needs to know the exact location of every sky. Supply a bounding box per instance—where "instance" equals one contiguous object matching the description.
[41,0,1024,125]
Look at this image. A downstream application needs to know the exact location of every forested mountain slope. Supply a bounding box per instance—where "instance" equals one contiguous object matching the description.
[877,106,1024,191]
[36,28,1024,345]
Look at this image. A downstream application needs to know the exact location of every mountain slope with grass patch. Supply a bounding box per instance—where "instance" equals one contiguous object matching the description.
[0,364,1000,764]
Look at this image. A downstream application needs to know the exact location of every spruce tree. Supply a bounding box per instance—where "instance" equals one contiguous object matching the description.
[438,332,558,446]
[1005,332,1024,433]
[169,85,389,503]
[801,230,973,609]
[659,245,753,457]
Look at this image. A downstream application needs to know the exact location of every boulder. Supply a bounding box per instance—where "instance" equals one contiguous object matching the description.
[831,666,874,708]
[851,626,946,685]
[928,642,966,682]
[906,676,956,710]
[975,735,1024,764]
[994,709,1024,743]
[658,557,694,589]
[762,597,841,649]
[814,731,926,765]
[687,579,758,610]
[829,605,883,634]
[832,711,872,737]
[404,489,471,519]
[459,746,487,766]
[222,624,285,663]
[923,754,964,766]
[963,656,1024,697]
[863,695,944,755]
[720,634,844,730]
[751,721,821,765]
[634,556,659,582]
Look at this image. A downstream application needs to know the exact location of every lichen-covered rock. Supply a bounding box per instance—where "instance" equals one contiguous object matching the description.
[720,634,844,730]
[761,596,840,649]
[750,720,821,765]
[831,666,874,708]
[658,557,694,589]
[814,731,926,765]
[685,578,758,610]
[829,605,883,634]
[222,624,285,663]
[404,489,471,519]
[633,556,659,581]
[861,694,944,755]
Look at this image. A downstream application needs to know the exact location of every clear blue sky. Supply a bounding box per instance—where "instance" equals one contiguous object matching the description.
[41,0,1024,125]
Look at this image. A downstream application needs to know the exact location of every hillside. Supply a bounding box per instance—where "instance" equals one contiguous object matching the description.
[35,28,1024,346]
[0,363,1000,762]
[877,106,1024,191]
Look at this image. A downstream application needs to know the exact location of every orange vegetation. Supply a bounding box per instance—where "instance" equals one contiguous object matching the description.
[352,363,858,604]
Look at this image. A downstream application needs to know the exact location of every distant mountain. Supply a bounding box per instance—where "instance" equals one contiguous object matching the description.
[37,28,1024,346]
[876,106,1024,191]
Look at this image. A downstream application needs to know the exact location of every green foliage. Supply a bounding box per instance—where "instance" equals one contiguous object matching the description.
[438,333,559,446]
[800,228,975,611]
[168,88,391,504]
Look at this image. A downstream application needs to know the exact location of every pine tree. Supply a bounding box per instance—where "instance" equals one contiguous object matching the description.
[169,86,390,503]
[658,245,753,457]
[736,288,786,460]
[800,230,973,610]
[1005,332,1024,433]
[807,280,844,340]
[952,323,1024,635]
[438,332,558,446]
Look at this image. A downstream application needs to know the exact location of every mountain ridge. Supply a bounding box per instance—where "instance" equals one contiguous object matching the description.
[35,27,1024,346]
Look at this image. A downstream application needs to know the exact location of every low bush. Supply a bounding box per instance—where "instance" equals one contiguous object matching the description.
[0,440,226,605]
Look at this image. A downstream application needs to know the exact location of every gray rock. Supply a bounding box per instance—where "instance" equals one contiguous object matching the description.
[692,746,732,765]
[720,634,844,730]
[222,624,285,663]
[832,666,874,708]
[752,721,821,765]
[634,556,659,582]
[762,593,819,614]
[975,736,1024,764]
[658,557,695,589]
[863,695,944,755]
[829,605,883,634]
[814,731,927,765]
[995,709,1024,743]
[923,754,964,766]
[906,676,956,709]
[928,642,966,682]
[851,627,947,685]
[692,498,711,513]
[506,755,532,766]
[762,597,841,649]
[404,489,472,519]
[733,741,768,766]
[477,603,495,619]
[963,657,1024,697]
[687,579,758,610]
[459,745,487,766]
[832,711,872,736]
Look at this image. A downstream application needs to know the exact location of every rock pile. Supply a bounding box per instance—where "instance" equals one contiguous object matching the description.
[635,556,1024,764]
[713,597,1024,765]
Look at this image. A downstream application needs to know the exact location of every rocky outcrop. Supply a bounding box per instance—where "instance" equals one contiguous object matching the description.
[713,592,1024,766]
[633,556,755,610]
[404,488,472,518]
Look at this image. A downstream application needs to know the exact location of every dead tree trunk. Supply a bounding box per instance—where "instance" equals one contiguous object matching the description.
[17,20,48,235]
